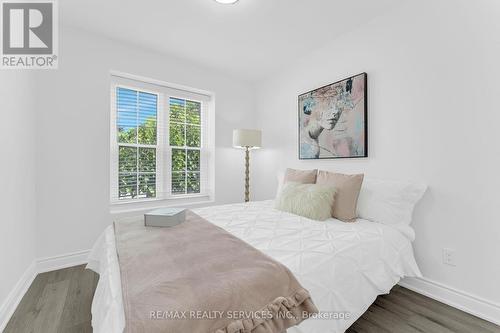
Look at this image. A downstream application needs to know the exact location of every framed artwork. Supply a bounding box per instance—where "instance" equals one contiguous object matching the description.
[298,72,367,159]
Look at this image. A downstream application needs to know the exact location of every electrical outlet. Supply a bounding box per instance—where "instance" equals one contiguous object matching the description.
[442,248,456,266]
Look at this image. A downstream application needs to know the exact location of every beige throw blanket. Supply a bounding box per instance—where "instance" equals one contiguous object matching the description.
[114,210,318,333]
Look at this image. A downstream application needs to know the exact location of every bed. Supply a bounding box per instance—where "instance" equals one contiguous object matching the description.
[87,199,421,333]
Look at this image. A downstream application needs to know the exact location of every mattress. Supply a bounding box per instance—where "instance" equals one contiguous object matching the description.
[87,200,421,333]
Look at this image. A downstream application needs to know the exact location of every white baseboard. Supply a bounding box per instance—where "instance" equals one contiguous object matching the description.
[400,276,500,326]
[0,261,37,332]
[0,249,90,331]
[36,249,90,274]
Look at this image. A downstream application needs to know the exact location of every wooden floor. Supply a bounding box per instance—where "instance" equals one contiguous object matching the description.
[4,265,98,333]
[4,265,500,333]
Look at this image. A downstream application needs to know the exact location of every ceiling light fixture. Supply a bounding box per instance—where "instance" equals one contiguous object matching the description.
[214,0,239,4]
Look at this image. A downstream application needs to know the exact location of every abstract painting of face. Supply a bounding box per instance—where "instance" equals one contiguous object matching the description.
[298,73,367,159]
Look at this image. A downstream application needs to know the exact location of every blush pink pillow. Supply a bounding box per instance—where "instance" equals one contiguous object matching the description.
[284,168,317,184]
[316,170,364,222]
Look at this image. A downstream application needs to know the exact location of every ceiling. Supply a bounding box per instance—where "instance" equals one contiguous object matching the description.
[61,0,403,82]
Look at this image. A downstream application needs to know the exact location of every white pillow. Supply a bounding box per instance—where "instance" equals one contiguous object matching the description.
[356,178,427,226]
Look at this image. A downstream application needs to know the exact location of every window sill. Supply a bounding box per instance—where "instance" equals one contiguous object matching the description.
[109,195,214,215]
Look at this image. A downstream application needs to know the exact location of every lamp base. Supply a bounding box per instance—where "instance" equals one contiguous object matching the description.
[244,147,250,202]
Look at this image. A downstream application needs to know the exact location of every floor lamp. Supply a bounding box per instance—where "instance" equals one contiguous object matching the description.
[232,129,262,202]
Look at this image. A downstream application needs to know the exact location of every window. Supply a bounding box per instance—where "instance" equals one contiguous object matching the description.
[117,88,158,200]
[170,98,201,195]
[110,73,213,204]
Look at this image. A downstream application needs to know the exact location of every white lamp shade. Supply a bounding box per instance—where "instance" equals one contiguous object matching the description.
[233,129,262,148]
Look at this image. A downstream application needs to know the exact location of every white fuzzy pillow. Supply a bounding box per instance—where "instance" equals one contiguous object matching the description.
[276,171,285,197]
[275,182,336,221]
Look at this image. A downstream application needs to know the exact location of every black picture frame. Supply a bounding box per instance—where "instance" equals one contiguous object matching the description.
[298,72,368,160]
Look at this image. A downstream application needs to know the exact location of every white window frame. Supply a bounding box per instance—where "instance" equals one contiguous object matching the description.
[109,71,215,210]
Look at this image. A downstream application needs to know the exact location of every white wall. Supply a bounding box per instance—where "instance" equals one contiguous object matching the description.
[254,0,500,306]
[0,72,37,310]
[35,26,256,259]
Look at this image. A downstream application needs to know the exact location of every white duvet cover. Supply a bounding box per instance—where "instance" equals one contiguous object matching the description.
[87,200,421,333]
